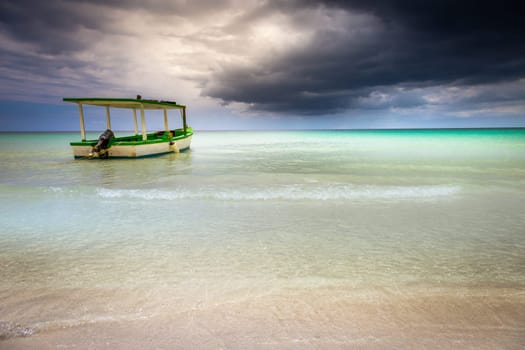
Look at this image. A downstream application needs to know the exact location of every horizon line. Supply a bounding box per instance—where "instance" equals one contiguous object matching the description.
[1,126,525,133]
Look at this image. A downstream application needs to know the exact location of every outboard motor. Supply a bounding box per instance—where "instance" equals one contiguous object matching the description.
[90,129,114,158]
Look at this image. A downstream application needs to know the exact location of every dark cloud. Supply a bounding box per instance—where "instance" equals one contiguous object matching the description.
[1,0,524,118]
[0,0,231,55]
[0,0,201,101]
[0,1,110,54]
[200,0,525,114]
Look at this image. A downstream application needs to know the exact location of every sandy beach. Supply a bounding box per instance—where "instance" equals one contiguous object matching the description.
[2,286,525,349]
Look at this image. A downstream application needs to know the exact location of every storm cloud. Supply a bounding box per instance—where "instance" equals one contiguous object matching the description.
[1,0,524,122]
[200,0,525,114]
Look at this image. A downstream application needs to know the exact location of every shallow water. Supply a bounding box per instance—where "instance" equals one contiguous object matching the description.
[1,129,524,348]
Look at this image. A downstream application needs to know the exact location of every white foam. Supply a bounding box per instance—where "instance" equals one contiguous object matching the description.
[96,184,460,202]
[0,321,35,339]
[47,187,64,193]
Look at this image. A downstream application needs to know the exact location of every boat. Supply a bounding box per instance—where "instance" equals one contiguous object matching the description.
[64,97,193,158]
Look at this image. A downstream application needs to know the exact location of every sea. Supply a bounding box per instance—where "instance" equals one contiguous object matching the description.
[1,129,524,349]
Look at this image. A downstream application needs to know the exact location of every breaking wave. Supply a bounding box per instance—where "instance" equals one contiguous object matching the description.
[95,184,460,201]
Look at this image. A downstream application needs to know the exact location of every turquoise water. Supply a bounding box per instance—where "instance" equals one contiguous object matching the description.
[1,129,525,348]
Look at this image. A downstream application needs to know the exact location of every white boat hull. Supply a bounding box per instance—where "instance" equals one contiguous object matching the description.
[72,136,192,158]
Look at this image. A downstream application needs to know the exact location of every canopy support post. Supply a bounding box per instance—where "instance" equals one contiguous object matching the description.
[182,107,187,135]
[140,105,147,141]
[78,103,86,141]
[105,106,111,129]
[133,108,138,135]
[163,108,169,132]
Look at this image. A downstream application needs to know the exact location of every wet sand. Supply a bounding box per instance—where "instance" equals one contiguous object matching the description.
[2,287,524,350]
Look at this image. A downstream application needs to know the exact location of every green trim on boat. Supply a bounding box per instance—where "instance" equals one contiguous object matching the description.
[70,128,193,146]
[63,97,186,110]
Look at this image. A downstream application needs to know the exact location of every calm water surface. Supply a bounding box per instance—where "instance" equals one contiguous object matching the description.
[1,129,524,348]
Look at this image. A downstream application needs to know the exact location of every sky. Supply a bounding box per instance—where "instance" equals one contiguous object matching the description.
[1,0,524,131]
